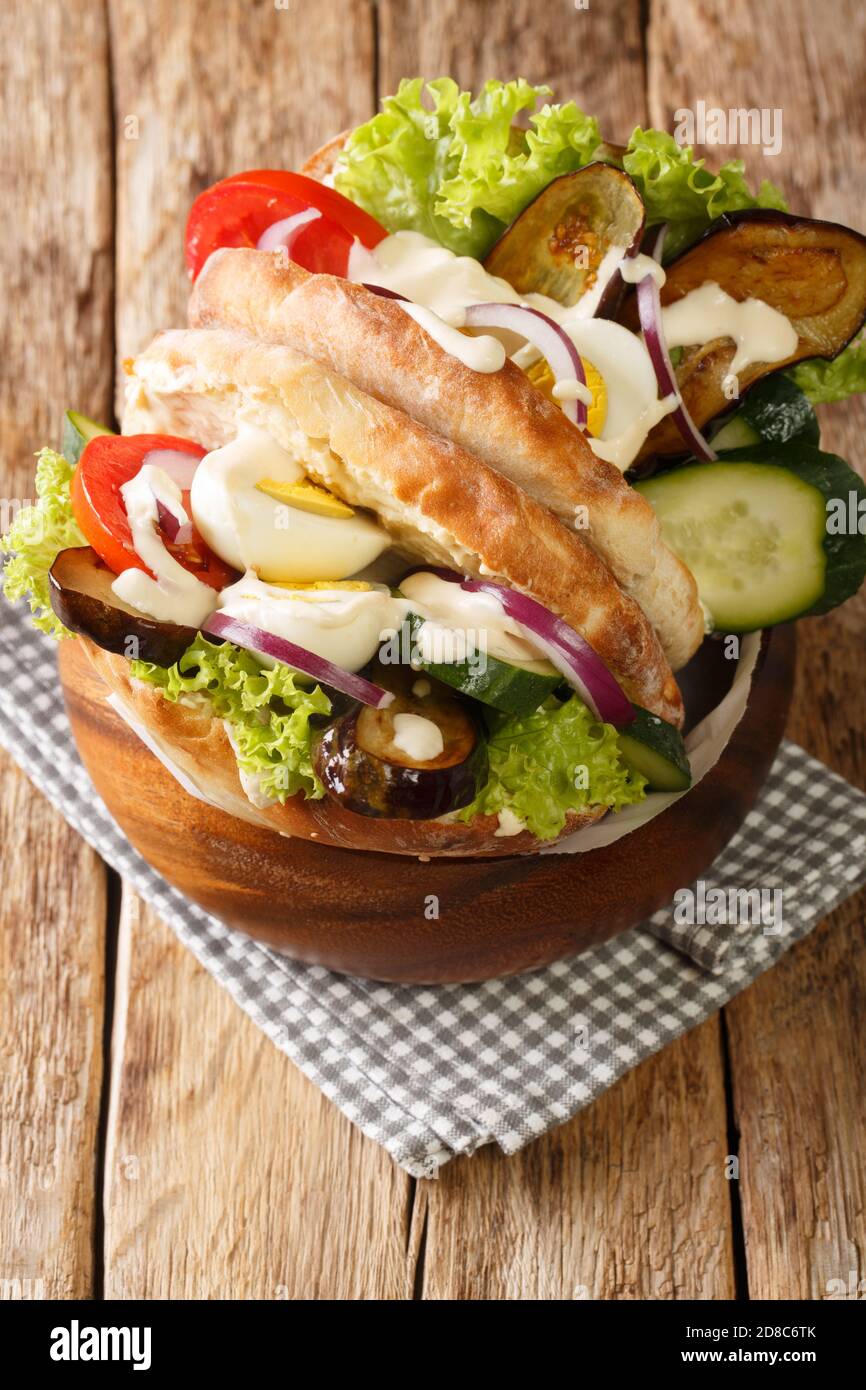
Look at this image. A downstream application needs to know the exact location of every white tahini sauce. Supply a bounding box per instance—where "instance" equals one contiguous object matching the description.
[391,712,444,763]
[399,571,552,670]
[398,301,506,373]
[588,393,679,472]
[495,807,528,837]
[552,377,594,405]
[218,570,411,674]
[111,465,217,627]
[619,253,667,288]
[348,230,528,326]
[661,281,799,378]
[348,230,679,469]
[348,230,626,375]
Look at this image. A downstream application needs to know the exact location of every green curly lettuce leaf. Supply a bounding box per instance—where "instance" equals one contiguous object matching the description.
[457,695,646,841]
[335,77,483,255]
[130,636,332,801]
[335,78,785,263]
[335,77,600,258]
[622,127,788,259]
[1,448,85,638]
[788,335,866,404]
[436,85,601,243]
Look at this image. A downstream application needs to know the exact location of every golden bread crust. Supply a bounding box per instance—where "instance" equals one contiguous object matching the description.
[125,326,684,726]
[190,250,703,671]
[299,130,350,182]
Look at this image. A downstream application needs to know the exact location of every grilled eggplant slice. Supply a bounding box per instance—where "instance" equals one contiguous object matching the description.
[49,545,196,666]
[484,163,645,314]
[621,209,866,464]
[315,667,487,820]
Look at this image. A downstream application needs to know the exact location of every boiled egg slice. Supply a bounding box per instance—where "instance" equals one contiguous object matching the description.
[526,356,608,437]
[525,320,670,470]
[528,322,658,441]
[218,571,406,673]
[561,321,660,447]
[190,425,390,583]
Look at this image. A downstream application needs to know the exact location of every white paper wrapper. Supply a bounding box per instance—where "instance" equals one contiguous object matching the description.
[105,690,227,812]
[542,631,763,855]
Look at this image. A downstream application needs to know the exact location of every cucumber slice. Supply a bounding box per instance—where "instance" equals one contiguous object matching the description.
[404,612,560,716]
[637,443,866,630]
[711,415,761,450]
[617,706,691,791]
[712,375,819,452]
[62,410,114,465]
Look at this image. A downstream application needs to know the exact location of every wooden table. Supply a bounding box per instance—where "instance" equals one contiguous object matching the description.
[1,0,864,1301]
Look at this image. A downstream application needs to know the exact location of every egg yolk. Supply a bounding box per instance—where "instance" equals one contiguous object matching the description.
[267,579,373,592]
[526,357,607,436]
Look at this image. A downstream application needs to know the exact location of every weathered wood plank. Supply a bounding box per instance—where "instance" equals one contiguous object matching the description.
[0,0,113,1297]
[421,1023,735,1300]
[103,897,412,1299]
[0,771,107,1300]
[380,0,646,133]
[650,0,866,1300]
[111,0,376,388]
[104,0,415,1299]
[725,907,866,1301]
[378,0,735,1299]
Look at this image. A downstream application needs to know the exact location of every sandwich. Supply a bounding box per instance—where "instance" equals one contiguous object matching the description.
[4,77,866,858]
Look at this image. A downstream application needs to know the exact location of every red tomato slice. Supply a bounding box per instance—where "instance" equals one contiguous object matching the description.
[71,434,235,591]
[185,169,387,281]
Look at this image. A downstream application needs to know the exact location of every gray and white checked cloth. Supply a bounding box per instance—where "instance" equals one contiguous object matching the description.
[2,601,866,1177]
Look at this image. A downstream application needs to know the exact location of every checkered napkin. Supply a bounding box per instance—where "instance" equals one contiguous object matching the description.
[2,603,866,1178]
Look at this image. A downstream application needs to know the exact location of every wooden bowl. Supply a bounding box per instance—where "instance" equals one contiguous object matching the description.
[59,628,795,983]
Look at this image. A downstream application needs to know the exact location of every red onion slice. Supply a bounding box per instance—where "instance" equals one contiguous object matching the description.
[141,448,202,490]
[419,567,634,727]
[202,611,394,710]
[636,227,717,463]
[141,448,201,542]
[362,283,407,301]
[463,303,587,427]
[361,286,589,428]
[257,207,322,253]
[155,497,194,546]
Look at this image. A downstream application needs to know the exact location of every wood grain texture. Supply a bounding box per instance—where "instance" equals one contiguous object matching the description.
[0,0,112,1299]
[379,0,645,137]
[0,765,107,1299]
[382,0,736,1297]
[103,0,416,1300]
[650,0,866,1301]
[110,0,375,399]
[0,0,114,488]
[420,1022,736,1300]
[725,908,866,1301]
[102,896,412,1299]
